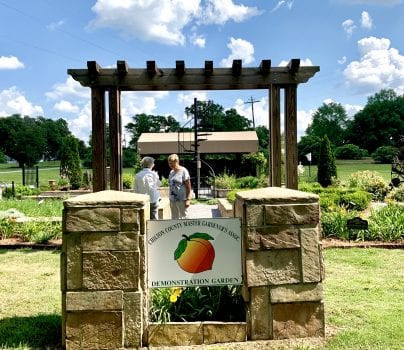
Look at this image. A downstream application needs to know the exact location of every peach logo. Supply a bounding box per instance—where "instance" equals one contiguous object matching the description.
[174,233,215,273]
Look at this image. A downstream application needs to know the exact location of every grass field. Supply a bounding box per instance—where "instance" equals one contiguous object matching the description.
[0,248,403,349]
[0,159,393,189]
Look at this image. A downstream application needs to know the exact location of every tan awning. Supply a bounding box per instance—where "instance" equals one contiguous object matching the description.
[137,131,258,155]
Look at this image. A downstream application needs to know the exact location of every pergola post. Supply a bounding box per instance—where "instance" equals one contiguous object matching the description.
[109,88,123,191]
[91,87,107,192]
[285,84,298,189]
[269,84,281,187]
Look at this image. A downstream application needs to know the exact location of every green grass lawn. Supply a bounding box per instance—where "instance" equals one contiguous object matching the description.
[0,248,403,349]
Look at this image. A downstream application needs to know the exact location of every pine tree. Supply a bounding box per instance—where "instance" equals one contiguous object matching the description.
[317,135,337,187]
[60,135,82,190]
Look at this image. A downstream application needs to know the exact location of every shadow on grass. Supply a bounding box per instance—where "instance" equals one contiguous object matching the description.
[0,314,61,349]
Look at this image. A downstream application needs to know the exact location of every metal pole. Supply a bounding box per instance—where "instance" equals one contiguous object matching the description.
[194,98,200,199]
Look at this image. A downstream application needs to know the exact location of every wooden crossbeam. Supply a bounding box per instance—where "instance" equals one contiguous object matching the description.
[287,59,300,75]
[260,59,271,74]
[204,60,213,76]
[232,59,242,76]
[87,61,100,75]
[176,60,185,76]
[146,60,158,76]
[117,60,128,76]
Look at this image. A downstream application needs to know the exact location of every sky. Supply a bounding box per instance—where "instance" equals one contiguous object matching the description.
[0,0,403,144]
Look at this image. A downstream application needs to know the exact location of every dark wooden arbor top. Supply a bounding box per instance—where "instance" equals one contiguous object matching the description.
[68,59,319,192]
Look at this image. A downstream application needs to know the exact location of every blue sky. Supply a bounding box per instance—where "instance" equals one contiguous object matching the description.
[0,0,403,143]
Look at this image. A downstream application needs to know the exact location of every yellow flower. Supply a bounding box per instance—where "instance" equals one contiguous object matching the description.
[169,287,183,303]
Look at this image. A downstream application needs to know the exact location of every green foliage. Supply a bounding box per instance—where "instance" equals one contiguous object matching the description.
[226,190,237,203]
[348,170,389,201]
[236,176,259,189]
[59,135,82,190]
[241,152,267,176]
[122,173,133,189]
[122,147,138,168]
[371,145,397,163]
[1,184,40,199]
[386,184,404,202]
[335,144,368,160]
[298,135,322,164]
[317,135,337,187]
[150,286,245,322]
[160,176,169,187]
[367,204,404,241]
[321,208,359,240]
[212,173,238,189]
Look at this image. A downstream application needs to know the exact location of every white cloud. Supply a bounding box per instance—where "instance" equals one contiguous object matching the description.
[0,87,43,117]
[271,0,294,12]
[46,76,90,100]
[89,0,261,46]
[360,11,373,29]
[53,100,79,113]
[190,33,206,48]
[278,58,313,67]
[342,19,356,37]
[0,56,24,70]
[220,37,254,67]
[338,56,347,65]
[46,20,65,31]
[344,103,363,116]
[199,0,262,25]
[343,36,404,95]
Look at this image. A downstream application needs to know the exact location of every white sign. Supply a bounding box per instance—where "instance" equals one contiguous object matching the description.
[147,218,242,288]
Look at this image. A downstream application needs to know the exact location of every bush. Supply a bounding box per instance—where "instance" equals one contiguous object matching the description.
[339,190,372,211]
[213,173,238,189]
[367,204,404,241]
[317,135,337,187]
[236,176,259,189]
[348,171,389,201]
[335,144,367,160]
[2,184,40,199]
[386,184,404,202]
[59,135,82,190]
[321,208,359,240]
[371,145,397,163]
[122,173,133,189]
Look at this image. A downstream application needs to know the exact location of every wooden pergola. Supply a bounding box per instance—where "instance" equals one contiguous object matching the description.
[68,59,319,192]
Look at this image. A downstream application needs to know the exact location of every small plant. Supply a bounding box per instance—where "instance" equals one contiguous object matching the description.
[348,170,389,201]
[321,208,359,240]
[386,184,404,203]
[160,176,169,187]
[236,176,259,189]
[212,173,238,189]
[122,173,133,189]
[367,204,404,241]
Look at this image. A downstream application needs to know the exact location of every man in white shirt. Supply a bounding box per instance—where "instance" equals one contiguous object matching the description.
[134,157,161,220]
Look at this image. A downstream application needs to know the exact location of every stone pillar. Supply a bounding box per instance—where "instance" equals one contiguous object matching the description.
[61,190,150,349]
[234,187,325,340]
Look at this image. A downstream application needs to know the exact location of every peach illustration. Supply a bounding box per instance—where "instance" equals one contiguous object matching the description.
[174,233,215,273]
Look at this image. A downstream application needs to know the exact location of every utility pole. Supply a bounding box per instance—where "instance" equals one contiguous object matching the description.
[244,96,260,128]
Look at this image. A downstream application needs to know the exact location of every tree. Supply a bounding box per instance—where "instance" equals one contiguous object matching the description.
[346,89,404,154]
[37,117,71,160]
[125,114,180,149]
[60,135,82,190]
[298,135,322,164]
[0,115,46,167]
[306,102,348,147]
[317,135,337,187]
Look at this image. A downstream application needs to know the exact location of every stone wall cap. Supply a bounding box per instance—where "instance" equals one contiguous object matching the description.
[235,187,319,203]
[63,190,149,207]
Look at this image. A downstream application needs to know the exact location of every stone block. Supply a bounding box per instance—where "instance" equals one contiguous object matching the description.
[148,322,203,346]
[65,207,120,232]
[123,292,143,348]
[66,311,122,349]
[245,205,264,226]
[82,251,138,290]
[121,208,140,231]
[264,203,319,225]
[246,249,301,286]
[64,233,82,290]
[247,225,300,250]
[300,228,321,283]
[66,291,123,311]
[272,302,325,339]
[270,283,323,303]
[82,231,138,251]
[248,286,271,340]
[203,322,247,344]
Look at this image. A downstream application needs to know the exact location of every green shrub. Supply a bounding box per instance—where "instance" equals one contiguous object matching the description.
[348,170,389,201]
[367,204,404,241]
[122,173,133,189]
[213,173,238,189]
[321,208,358,240]
[339,190,372,211]
[371,145,397,163]
[59,135,82,190]
[160,176,169,187]
[150,286,245,323]
[236,176,259,189]
[226,190,237,203]
[317,135,337,187]
[2,184,40,199]
[386,184,404,202]
[335,144,367,160]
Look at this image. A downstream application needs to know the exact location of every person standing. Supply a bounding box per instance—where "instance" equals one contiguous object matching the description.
[167,154,192,219]
[134,157,161,220]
